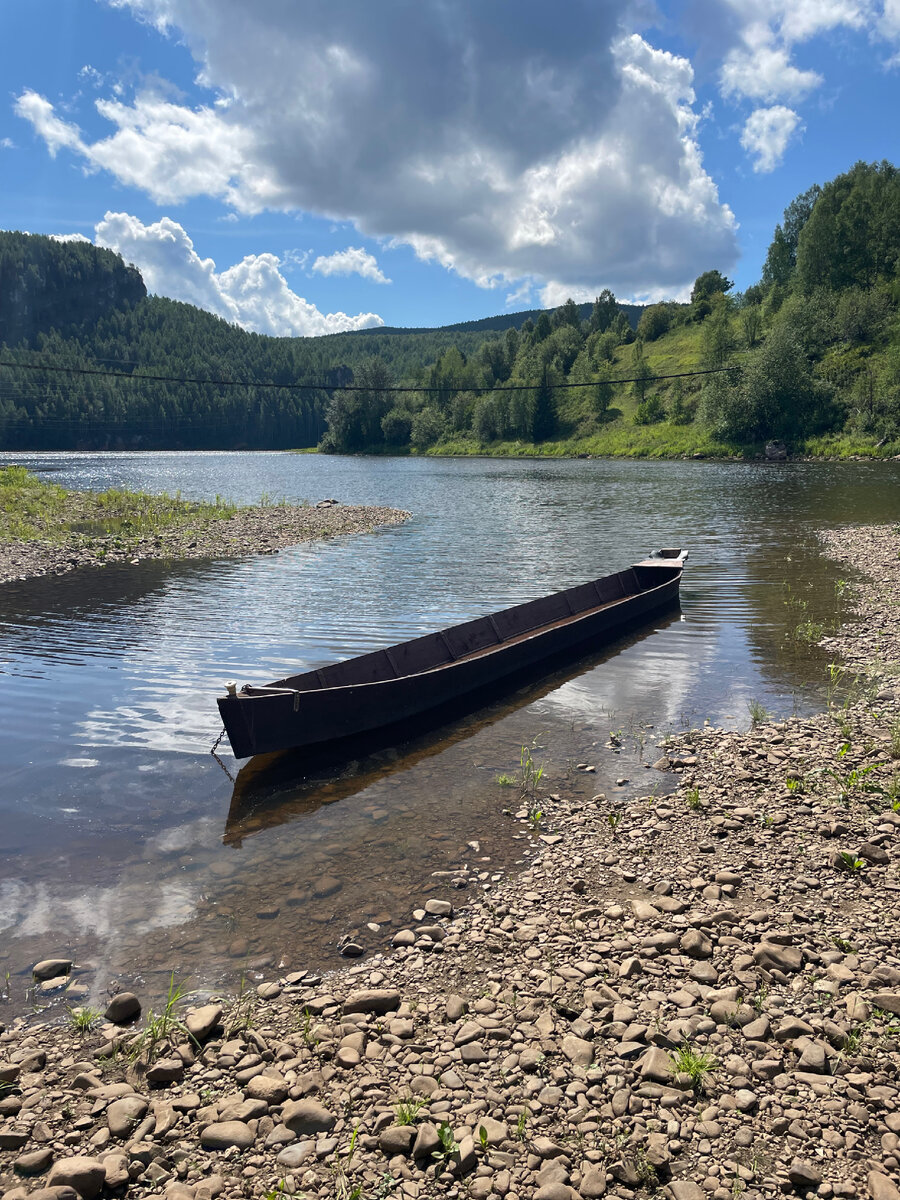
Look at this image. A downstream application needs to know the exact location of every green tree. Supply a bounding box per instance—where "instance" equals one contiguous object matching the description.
[531,369,558,441]
[590,289,618,333]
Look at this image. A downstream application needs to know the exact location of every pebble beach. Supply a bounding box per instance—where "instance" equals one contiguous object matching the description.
[1,523,899,1200]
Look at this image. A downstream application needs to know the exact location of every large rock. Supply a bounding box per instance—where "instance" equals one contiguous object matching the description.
[13,1148,53,1176]
[47,1156,107,1200]
[868,1172,900,1200]
[412,1122,441,1160]
[281,1099,335,1135]
[872,993,900,1015]
[199,1122,255,1150]
[378,1125,415,1156]
[342,989,401,1015]
[245,1074,289,1105]
[561,1035,594,1068]
[185,1005,223,1043]
[32,959,72,982]
[106,1096,148,1138]
[680,929,712,959]
[753,942,802,973]
[104,993,141,1024]
[787,1160,822,1191]
[639,1047,674,1083]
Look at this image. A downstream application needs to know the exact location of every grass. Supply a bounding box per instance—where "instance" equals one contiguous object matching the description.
[128,972,193,1062]
[669,1042,717,1090]
[67,1005,103,1034]
[748,698,769,726]
[0,465,237,545]
[836,851,865,873]
[394,1097,429,1126]
[686,787,702,810]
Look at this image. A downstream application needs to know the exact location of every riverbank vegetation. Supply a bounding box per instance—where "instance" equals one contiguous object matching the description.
[0,464,237,543]
[0,466,409,582]
[0,161,898,457]
[321,161,900,459]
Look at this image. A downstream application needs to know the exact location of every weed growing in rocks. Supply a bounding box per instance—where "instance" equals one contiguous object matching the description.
[128,972,193,1062]
[66,1005,102,1034]
[393,1097,429,1125]
[670,1043,717,1091]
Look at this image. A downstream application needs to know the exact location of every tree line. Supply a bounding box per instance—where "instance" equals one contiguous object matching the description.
[0,158,898,452]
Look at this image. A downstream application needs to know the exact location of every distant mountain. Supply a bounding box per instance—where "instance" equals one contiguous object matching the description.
[356,300,643,336]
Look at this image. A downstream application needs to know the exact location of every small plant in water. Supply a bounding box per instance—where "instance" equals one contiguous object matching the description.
[496,773,516,787]
[669,1042,717,1090]
[748,698,769,726]
[527,806,544,832]
[519,737,546,802]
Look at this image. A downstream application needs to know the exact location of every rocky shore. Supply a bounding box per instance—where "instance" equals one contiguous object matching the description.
[0,501,411,585]
[1,523,899,1200]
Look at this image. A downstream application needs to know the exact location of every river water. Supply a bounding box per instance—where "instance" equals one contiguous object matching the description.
[0,452,898,1016]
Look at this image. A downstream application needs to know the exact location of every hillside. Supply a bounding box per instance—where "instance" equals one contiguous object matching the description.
[1,161,899,457]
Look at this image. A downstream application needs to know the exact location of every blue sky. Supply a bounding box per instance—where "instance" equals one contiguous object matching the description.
[2,0,899,335]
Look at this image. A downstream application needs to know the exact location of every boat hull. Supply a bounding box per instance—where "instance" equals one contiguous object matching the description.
[218,557,684,759]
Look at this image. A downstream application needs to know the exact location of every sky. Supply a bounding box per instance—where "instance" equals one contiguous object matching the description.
[2,0,899,336]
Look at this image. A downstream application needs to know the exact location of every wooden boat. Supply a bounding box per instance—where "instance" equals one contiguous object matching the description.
[217,548,687,760]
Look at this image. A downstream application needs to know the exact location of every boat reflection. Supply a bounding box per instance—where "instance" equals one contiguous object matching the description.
[223,607,681,846]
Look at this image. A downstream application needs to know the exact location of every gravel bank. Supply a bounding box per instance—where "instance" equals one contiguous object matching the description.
[1,526,899,1200]
[0,502,411,585]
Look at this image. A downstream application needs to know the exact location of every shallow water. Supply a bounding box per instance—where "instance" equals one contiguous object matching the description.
[0,452,898,1016]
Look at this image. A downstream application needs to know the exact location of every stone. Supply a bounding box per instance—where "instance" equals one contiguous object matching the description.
[146,1058,184,1085]
[797,1042,828,1073]
[580,1164,608,1197]
[281,1099,335,1135]
[872,993,900,1015]
[32,959,72,982]
[275,1142,314,1169]
[245,1074,289,1104]
[867,1172,900,1200]
[13,1148,53,1176]
[424,899,453,916]
[561,1034,594,1067]
[670,1184,706,1200]
[104,993,141,1024]
[639,1047,674,1083]
[379,1125,415,1156]
[412,1122,441,1160]
[342,989,401,1015]
[101,1153,129,1189]
[446,994,468,1021]
[106,1096,148,1138]
[681,929,713,959]
[753,942,803,973]
[787,1160,822,1191]
[199,1122,255,1150]
[185,1004,223,1042]
[47,1156,107,1200]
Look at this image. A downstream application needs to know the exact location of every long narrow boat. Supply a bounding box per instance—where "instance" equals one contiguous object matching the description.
[217,548,688,760]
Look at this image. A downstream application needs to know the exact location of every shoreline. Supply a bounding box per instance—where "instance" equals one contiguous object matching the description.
[0,496,412,586]
[1,527,900,1200]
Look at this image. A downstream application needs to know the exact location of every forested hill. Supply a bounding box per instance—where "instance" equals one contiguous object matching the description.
[0,230,641,450]
[2,160,899,456]
[359,300,643,336]
[0,232,146,347]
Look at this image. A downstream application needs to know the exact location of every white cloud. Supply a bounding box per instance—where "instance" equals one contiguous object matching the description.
[50,232,93,243]
[720,30,822,101]
[0,137,14,150]
[14,90,87,157]
[16,2,740,299]
[93,212,384,336]
[740,106,802,172]
[312,247,391,284]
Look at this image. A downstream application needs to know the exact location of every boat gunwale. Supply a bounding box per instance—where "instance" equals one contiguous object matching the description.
[233,561,683,703]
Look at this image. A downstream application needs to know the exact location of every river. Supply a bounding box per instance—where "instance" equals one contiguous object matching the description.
[1,451,897,1016]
